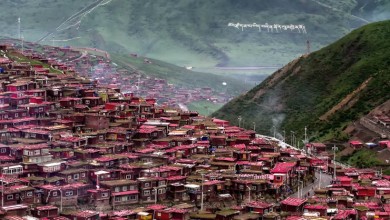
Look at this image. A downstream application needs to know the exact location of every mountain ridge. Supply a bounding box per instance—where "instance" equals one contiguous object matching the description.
[212,20,390,142]
[1,0,389,69]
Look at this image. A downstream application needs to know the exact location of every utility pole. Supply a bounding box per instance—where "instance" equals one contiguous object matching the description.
[306,39,310,55]
[18,17,21,40]
[1,177,3,208]
[253,122,256,132]
[21,34,24,54]
[200,173,204,211]
[318,169,322,189]
[154,187,157,204]
[332,145,338,180]
[246,185,251,202]
[304,126,308,144]
[297,171,300,198]
[273,126,276,138]
[238,116,242,128]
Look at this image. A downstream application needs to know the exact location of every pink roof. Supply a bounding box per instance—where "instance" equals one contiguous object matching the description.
[111,190,139,196]
[112,210,135,217]
[35,205,58,211]
[246,201,272,209]
[166,176,186,181]
[350,140,363,145]
[251,138,269,145]
[332,209,357,219]
[60,137,86,142]
[304,204,327,210]
[147,204,167,210]
[271,162,296,174]
[310,142,326,148]
[203,180,224,186]
[280,197,307,207]
[214,157,236,162]
[162,208,188,214]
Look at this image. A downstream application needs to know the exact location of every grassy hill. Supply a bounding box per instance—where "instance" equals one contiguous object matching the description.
[0,0,389,70]
[212,20,390,142]
[110,54,244,95]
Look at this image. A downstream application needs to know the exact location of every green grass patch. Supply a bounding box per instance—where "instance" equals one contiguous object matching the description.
[187,101,224,116]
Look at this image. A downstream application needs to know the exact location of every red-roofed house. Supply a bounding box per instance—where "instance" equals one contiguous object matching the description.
[271,162,296,185]
[307,142,326,155]
[280,197,307,212]
[349,140,363,149]
[303,204,327,216]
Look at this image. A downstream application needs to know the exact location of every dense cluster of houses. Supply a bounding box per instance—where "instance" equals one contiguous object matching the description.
[0,43,388,220]
[15,41,230,110]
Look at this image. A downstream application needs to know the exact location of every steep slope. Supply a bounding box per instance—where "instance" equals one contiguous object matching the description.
[0,0,389,69]
[212,20,390,142]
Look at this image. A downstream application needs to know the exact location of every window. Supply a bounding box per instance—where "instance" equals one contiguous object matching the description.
[159,181,165,186]
[125,174,132,179]
[145,183,150,187]
[15,113,18,118]
[0,148,6,153]
[7,195,13,200]
[115,197,121,202]
[99,135,104,140]
[65,191,73,197]
[129,195,137,200]
[85,100,90,105]
[39,107,44,112]
[129,185,135,190]
[52,192,58,197]
[251,186,256,190]
[115,187,120,192]
[122,186,127,191]
[30,133,36,138]
[74,174,79,179]
[81,173,86,178]
[68,175,72,180]
[144,190,150,196]
[34,150,40,155]
[26,192,32,197]
[158,188,165,194]
[101,192,108,198]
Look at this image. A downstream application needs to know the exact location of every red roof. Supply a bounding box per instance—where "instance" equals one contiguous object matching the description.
[35,205,58,211]
[111,190,139,196]
[332,209,357,220]
[280,197,307,207]
[147,204,167,210]
[304,204,327,210]
[246,201,272,209]
[271,162,296,174]
[350,140,363,145]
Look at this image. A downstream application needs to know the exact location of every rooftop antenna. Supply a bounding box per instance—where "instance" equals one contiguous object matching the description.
[306,39,311,55]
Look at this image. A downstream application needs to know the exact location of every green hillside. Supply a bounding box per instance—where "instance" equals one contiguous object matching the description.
[110,53,245,95]
[0,0,388,70]
[212,20,390,142]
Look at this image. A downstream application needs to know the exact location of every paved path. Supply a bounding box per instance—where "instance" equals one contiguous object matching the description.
[291,171,333,198]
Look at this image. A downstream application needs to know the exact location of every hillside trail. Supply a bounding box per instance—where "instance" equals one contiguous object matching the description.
[311,0,370,24]
[319,77,372,121]
[36,0,110,43]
